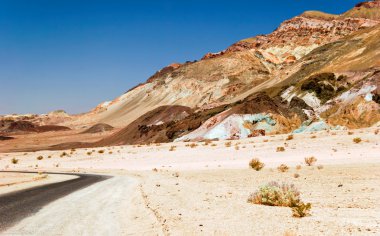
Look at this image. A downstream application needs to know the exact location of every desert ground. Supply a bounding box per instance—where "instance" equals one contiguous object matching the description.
[0,127,379,235]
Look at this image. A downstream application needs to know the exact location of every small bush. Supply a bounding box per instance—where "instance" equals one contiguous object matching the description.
[286,134,294,141]
[47,155,52,158]
[169,146,176,151]
[296,165,302,170]
[317,165,324,170]
[249,158,265,171]
[225,141,231,147]
[291,202,312,218]
[235,145,240,150]
[276,147,285,152]
[310,135,317,139]
[293,173,300,178]
[248,181,311,218]
[11,158,19,164]
[347,131,354,135]
[98,150,105,154]
[37,156,43,160]
[211,143,217,147]
[189,143,198,148]
[247,181,300,207]
[60,152,68,157]
[353,137,361,144]
[87,152,92,156]
[304,156,317,166]
[277,164,289,172]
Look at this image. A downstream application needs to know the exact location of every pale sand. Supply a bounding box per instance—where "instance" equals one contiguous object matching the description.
[0,127,379,235]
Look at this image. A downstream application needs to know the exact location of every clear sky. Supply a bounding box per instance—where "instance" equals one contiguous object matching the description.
[0,0,360,115]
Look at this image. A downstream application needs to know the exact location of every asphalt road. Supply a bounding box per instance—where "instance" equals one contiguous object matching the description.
[0,171,110,232]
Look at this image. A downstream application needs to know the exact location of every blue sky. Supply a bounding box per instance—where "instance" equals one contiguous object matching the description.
[0,0,359,114]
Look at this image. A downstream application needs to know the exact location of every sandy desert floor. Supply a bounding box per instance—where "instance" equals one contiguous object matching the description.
[0,127,379,235]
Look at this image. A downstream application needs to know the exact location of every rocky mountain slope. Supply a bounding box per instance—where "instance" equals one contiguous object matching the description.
[2,1,379,149]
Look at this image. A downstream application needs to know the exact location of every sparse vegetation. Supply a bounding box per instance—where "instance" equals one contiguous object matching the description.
[248,181,311,218]
[37,155,43,160]
[291,202,312,218]
[277,164,289,172]
[286,134,294,141]
[304,156,317,166]
[11,158,19,164]
[353,137,362,144]
[249,158,265,171]
[276,147,285,152]
[60,152,68,157]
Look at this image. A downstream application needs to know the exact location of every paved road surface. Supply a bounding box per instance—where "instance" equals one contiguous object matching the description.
[0,172,110,233]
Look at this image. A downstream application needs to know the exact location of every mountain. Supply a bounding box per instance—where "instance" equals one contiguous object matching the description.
[2,1,379,150]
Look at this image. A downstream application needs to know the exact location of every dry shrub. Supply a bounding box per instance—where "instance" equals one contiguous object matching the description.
[11,158,19,164]
[276,147,285,152]
[293,173,300,178]
[249,158,265,171]
[225,141,231,147]
[347,131,354,135]
[310,135,317,139]
[296,165,302,170]
[304,156,317,166]
[98,150,105,154]
[109,151,113,154]
[169,146,176,151]
[248,181,311,218]
[235,145,240,150]
[317,165,324,170]
[277,164,289,172]
[48,155,52,158]
[60,152,68,158]
[375,129,379,135]
[37,156,43,160]
[211,143,217,147]
[86,151,92,156]
[291,202,312,218]
[189,143,198,148]
[286,134,294,141]
[263,139,269,142]
[353,137,361,144]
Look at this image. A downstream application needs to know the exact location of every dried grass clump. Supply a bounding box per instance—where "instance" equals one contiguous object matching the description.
[276,147,285,152]
[310,135,317,139]
[317,165,324,170]
[277,164,289,172]
[286,134,294,141]
[249,158,265,171]
[304,156,317,166]
[235,145,240,150]
[293,173,300,178]
[169,146,176,151]
[347,131,354,135]
[98,150,105,154]
[296,165,302,170]
[60,152,68,158]
[248,181,311,218]
[11,158,19,164]
[189,143,198,148]
[37,156,43,160]
[353,137,362,144]
[225,141,232,147]
[86,151,92,156]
